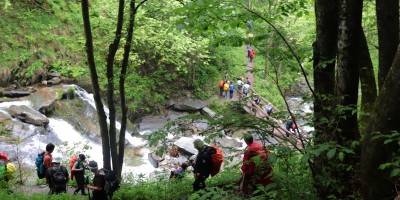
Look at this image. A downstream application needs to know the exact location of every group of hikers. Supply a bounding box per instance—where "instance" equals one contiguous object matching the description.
[169,134,272,197]
[218,77,252,99]
[0,143,119,200]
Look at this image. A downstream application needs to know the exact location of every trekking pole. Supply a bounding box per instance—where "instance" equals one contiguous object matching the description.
[86,176,91,200]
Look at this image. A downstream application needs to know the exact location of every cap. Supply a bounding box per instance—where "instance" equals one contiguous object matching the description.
[0,152,8,163]
[78,154,86,161]
[52,155,62,163]
[88,160,98,170]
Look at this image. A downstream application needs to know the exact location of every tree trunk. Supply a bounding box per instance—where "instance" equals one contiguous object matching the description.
[361,45,400,200]
[334,0,362,196]
[376,0,399,89]
[312,0,338,197]
[118,0,137,178]
[81,0,111,169]
[357,29,377,132]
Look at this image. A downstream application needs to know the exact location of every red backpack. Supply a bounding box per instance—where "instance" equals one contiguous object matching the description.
[69,155,78,180]
[210,145,224,177]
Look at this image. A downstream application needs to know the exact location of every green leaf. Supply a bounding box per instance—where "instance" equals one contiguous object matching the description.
[327,149,336,160]
[338,152,344,161]
[391,169,400,177]
[301,154,310,162]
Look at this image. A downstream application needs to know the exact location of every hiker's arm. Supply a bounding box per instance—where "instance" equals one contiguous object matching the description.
[87,185,102,191]
[43,155,52,169]
[72,163,83,171]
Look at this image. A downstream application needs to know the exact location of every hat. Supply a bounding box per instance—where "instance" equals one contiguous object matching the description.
[78,154,86,161]
[88,160,98,170]
[0,152,8,163]
[52,155,62,163]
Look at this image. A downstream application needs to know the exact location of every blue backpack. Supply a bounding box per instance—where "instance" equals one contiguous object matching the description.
[35,152,48,179]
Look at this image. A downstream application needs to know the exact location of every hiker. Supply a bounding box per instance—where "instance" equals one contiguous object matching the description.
[245,77,251,85]
[252,95,261,105]
[46,154,69,194]
[249,48,255,62]
[237,78,243,92]
[285,116,296,132]
[243,83,250,97]
[247,45,252,60]
[218,80,224,96]
[0,152,16,189]
[86,161,107,200]
[170,162,189,180]
[229,81,235,99]
[192,139,216,191]
[72,154,87,195]
[239,134,272,196]
[265,103,273,115]
[44,143,55,170]
[223,81,230,99]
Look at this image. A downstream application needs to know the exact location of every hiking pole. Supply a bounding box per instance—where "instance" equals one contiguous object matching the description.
[86,176,91,200]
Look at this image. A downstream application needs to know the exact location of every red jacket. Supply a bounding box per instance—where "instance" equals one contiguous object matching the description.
[241,141,272,186]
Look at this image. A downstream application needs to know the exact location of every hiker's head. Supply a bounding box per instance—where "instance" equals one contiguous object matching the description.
[78,154,86,161]
[88,160,98,171]
[243,133,254,145]
[0,152,8,163]
[181,162,189,170]
[46,143,55,153]
[193,139,205,150]
[52,154,62,165]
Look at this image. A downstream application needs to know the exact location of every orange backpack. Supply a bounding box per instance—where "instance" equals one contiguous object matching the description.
[218,80,224,88]
[210,145,224,177]
[69,155,78,180]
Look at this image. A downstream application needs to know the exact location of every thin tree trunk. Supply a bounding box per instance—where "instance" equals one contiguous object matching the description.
[107,0,126,173]
[361,45,400,200]
[357,29,377,132]
[118,0,138,178]
[376,0,399,89]
[81,0,111,169]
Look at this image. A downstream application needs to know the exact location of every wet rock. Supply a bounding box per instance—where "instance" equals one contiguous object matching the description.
[3,90,31,98]
[28,87,57,115]
[215,137,243,149]
[148,152,164,168]
[170,97,206,111]
[7,105,49,126]
[47,77,62,85]
[0,111,11,123]
[48,72,61,79]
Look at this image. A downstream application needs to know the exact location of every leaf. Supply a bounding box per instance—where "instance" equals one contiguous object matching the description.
[391,169,400,177]
[301,154,310,162]
[338,152,344,161]
[327,149,336,160]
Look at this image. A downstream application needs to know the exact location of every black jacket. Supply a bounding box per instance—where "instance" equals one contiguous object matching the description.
[193,145,216,178]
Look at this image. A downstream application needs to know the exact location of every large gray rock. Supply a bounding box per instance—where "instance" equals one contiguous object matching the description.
[7,105,49,126]
[215,137,243,149]
[201,107,216,118]
[3,90,31,98]
[174,137,198,155]
[170,98,206,111]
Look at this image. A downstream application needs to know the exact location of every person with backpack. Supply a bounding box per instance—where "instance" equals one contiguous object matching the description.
[169,162,188,180]
[46,154,69,194]
[0,152,16,189]
[239,134,272,196]
[243,82,250,97]
[192,139,216,191]
[223,81,230,99]
[229,82,235,99]
[86,161,107,200]
[249,48,255,62]
[237,78,243,93]
[36,143,55,182]
[72,154,87,196]
[265,103,273,115]
[218,80,224,97]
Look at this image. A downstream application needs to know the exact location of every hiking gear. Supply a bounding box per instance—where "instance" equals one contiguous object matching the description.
[35,152,48,179]
[69,155,79,180]
[51,166,68,192]
[223,83,229,91]
[88,161,98,170]
[210,145,224,177]
[0,152,8,163]
[249,49,255,58]
[218,80,224,88]
[0,162,16,182]
[101,168,120,198]
[229,84,234,91]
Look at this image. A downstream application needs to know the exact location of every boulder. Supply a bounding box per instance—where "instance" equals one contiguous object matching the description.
[0,111,11,123]
[7,105,49,126]
[170,98,206,111]
[201,107,216,118]
[174,137,198,155]
[148,152,164,168]
[47,77,62,85]
[3,90,31,98]
[28,87,57,114]
[215,137,243,149]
